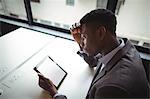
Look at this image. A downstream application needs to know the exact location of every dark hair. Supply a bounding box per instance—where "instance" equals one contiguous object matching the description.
[80,9,117,34]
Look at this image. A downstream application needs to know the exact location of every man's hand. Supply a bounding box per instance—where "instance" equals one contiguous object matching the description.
[70,23,81,45]
[38,73,57,97]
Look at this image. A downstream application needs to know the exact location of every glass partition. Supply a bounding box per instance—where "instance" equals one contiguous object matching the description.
[30,0,108,29]
[0,0,27,20]
[116,0,150,46]
[0,0,149,47]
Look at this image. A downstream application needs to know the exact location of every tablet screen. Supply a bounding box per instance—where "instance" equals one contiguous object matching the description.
[34,56,67,88]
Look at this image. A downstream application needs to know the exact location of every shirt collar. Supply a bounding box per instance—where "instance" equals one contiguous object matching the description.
[97,39,125,66]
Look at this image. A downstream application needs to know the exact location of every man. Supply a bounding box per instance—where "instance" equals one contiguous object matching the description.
[38,9,149,98]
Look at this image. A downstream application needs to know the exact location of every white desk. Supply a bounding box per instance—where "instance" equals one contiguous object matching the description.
[0,28,94,99]
[0,28,55,81]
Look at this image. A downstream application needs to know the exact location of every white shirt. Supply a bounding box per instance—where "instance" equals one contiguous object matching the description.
[97,39,125,72]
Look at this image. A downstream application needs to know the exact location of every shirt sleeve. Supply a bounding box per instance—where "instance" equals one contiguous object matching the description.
[77,50,97,67]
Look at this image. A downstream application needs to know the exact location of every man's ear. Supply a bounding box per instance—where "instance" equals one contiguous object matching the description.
[97,26,106,40]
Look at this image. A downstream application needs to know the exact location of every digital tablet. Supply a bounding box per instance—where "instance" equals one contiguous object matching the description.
[34,56,67,89]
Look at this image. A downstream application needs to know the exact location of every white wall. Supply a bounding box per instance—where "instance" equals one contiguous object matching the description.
[116,0,150,42]
[1,0,149,42]
[0,2,2,10]
[31,0,97,25]
[2,0,26,17]
[1,0,97,27]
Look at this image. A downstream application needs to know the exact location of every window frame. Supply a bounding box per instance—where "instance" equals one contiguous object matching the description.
[0,0,119,34]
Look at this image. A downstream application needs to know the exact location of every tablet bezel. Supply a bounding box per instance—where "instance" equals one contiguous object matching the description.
[34,56,67,89]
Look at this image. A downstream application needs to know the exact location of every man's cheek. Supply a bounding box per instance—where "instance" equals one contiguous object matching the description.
[83,40,90,55]
[83,39,87,49]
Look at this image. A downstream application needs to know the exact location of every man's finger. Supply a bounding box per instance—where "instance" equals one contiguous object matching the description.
[37,73,43,76]
[72,24,75,29]
[38,74,49,82]
[74,23,77,27]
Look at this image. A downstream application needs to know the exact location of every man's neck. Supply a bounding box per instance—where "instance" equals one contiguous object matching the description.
[101,37,120,56]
